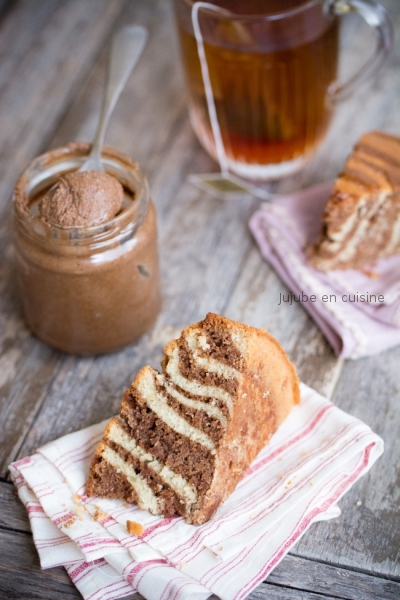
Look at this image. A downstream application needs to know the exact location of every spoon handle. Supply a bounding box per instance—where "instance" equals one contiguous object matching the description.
[81,25,148,172]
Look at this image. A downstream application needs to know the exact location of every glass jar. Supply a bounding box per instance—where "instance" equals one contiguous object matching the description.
[13,142,161,354]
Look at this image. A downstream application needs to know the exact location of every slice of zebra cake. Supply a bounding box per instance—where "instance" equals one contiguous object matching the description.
[86,313,300,525]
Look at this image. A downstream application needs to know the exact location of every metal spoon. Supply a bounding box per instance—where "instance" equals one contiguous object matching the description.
[79,24,148,172]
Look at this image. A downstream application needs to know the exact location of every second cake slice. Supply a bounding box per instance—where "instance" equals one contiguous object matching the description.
[308,131,400,271]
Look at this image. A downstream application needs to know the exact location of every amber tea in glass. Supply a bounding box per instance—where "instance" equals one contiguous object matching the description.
[174,0,393,181]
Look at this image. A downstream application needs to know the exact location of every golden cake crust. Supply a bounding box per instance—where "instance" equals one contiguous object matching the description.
[178,314,300,523]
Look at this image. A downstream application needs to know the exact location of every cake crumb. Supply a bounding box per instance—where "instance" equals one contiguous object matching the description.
[198,334,211,351]
[362,268,379,279]
[64,517,76,529]
[93,508,109,522]
[127,520,145,536]
[73,493,82,504]
[75,505,86,516]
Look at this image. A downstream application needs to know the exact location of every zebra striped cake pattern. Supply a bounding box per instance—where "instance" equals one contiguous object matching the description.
[86,313,300,524]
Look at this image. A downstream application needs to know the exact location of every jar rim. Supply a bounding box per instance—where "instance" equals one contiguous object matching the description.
[13,142,149,245]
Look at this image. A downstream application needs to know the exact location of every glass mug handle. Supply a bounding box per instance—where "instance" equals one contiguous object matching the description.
[329,0,394,102]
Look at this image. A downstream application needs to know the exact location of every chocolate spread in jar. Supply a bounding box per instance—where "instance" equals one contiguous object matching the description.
[13,143,161,354]
[39,170,124,228]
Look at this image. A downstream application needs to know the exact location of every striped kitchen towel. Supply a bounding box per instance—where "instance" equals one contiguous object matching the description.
[9,383,383,600]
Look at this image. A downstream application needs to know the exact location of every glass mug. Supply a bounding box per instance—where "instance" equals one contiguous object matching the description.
[173,0,393,180]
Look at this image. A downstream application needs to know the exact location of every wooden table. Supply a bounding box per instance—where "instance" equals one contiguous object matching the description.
[0,1,399,598]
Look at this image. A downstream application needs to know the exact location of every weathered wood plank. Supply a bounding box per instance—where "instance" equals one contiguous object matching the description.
[248,586,344,600]
[0,529,81,599]
[12,0,260,463]
[1,0,400,597]
[0,481,30,532]
[1,522,398,600]
[0,0,191,477]
[7,0,400,472]
[49,0,187,172]
[0,0,127,215]
[0,0,11,20]
[268,554,400,600]
[0,0,134,477]
[0,328,64,478]
[0,529,142,600]
[293,347,400,580]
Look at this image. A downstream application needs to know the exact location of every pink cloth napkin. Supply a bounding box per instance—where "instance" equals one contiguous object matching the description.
[249,183,400,359]
[9,383,383,600]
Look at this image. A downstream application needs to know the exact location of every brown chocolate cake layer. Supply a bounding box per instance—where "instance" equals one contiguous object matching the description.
[120,386,216,491]
[178,338,239,395]
[308,131,400,271]
[158,385,225,445]
[87,454,140,505]
[106,437,186,517]
[86,313,300,524]
[164,380,230,417]
[198,322,244,370]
